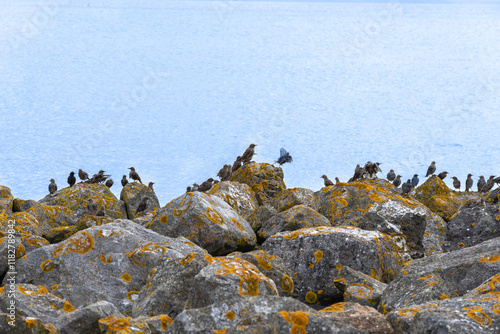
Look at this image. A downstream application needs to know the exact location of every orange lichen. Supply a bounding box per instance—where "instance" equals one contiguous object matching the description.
[479,256,500,263]
[180,252,196,266]
[25,318,36,329]
[18,286,36,296]
[173,193,193,217]
[206,207,224,225]
[279,310,309,334]
[282,274,294,293]
[283,231,300,240]
[305,291,317,304]
[40,260,54,273]
[314,250,323,262]
[225,311,236,321]
[63,301,76,313]
[346,284,373,299]
[127,291,140,302]
[231,218,245,231]
[160,215,168,224]
[463,306,492,326]
[158,314,173,330]
[37,286,48,295]
[320,302,347,313]
[214,329,227,334]
[440,294,450,300]
[126,242,167,267]
[253,251,274,271]
[52,231,94,257]
[101,317,131,331]
[100,253,113,264]
[122,273,132,282]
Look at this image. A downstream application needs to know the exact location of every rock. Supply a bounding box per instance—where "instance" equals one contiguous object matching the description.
[45,226,78,243]
[379,236,500,314]
[99,314,174,334]
[207,181,259,220]
[313,179,435,255]
[0,186,13,211]
[445,204,500,251]
[414,175,463,221]
[4,221,207,314]
[77,214,115,230]
[486,187,500,205]
[147,192,256,255]
[246,204,277,234]
[120,182,160,219]
[334,266,387,308]
[258,204,331,241]
[422,213,447,256]
[261,226,405,308]
[39,183,127,219]
[13,199,78,230]
[274,187,314,212]
[0,210,45,236]
[230,162,286,205]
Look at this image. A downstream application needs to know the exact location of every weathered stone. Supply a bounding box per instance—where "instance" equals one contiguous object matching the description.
[258,204,331,241]
[246,204,277,235]
[274,187,314,212]
[261,226,405,308]
[120,182,160,219]
[45,226,78,244]
[76,214,115,230]
[486,187,500,205]
[334,266,387,308]
[445,204,500,251]
[208,181,259,220]
[414,175,463,221]
[230,162,286,205]
[13,199,78,231]
[99,314,174,334]
[147,192,256,255]
[422,213,447,256]
[0,186,14,212]
[0,211,45,236]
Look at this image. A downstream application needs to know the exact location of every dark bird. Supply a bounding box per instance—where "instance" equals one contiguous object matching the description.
[426,161,436,177]
[192,183,199,192]
[452,176,461,191]
[121,175,128,187]
[276,147,293,166]
[67,172,76,187]
[393,175,402,188]
[477,176,486,192]
[231,156,242,174]
[198,178,214,192]
[217,164,232,181]
[87,198,97,215]
[335,177,340,184]
[349,164,365,182]
[96,204,105,217]
[105,179,114,188]
[148,182,154,190]
[136,197,149,215]
[387,169,396,181]
[401,179,413,196]
[465,174,473,192]
[49,179,57,195]
[240,144,257,164]
[88,170,110,184]
[365,162,382,179]
[186,186,192,193]
[411,174,419,188]
[128,167,142,183]
[480,176,496,193]
[78,169,89,182]
[437,171,448,180]
[321,175,334,187]
[492,176,500,186]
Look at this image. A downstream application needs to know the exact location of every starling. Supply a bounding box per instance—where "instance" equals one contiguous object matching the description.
[335,177,340,184]
[240,144,257,164]
[128,167,142,183]
[148,182,154,190]
[349,164,365,182]
[48,179,57,195]
[387,169,396,181]
[192,183,199,192]
[411,174,419,188]
[78,169,89,182]
[136,197,149,215]
[87,198,98,215]
[492,176,500,186]
[276,147,293,166]
[121,175,128,187]
[67,172,76,187]
[217,164,232,181]
[401,179,413,195]
[232,156,242,173]
[465,174,473,192]
[186,186,192,193]
[480,176,496,193]
[88,170,110,184]
[437,171,448,180]
[321,175,334,187]
[426,161,436,177]
[105,179,114,188]
[393,175,402,188]
[477,176,486,192]
[96,204,105,217]
[452,176,461,191]
[198,178,214,192]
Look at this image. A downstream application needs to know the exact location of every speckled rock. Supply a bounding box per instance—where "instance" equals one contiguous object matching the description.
[99,314,174,334]
[261,226,405,308]
[0,186,14,211]
[422,213,447,256]
[258,204,331,241]
[77,214,114,230]
[39,183,127,219]
[313,179,436,255]
[414,175,463,221]
[13,199,78,229]
[334,266,387,308]
[166,295,364,334]
[208,181,259,220]
[486,187,500,205]
[379,237,500,314]
[120,182,160,219]
[274,187,314,212]
[0,210,45,236]
[3,221,207,314]
[230,162,286,205]
[445,204,500,251]
[246,204,277,234]
[46,226,78,244]
[146,192,256,255]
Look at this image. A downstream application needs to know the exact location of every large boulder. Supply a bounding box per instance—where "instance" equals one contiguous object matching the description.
[334,265,387,308]
[0,186,13,211]
[208,181,259,220]
[120,182,160,219]
[261,226,405,308]
[99,314,174,334]
[274,187,315,212]
[422,213,447,256]
[0,210,46,236]
[146,192,256,255]
[13,199,78,232]
[414,175,463,221]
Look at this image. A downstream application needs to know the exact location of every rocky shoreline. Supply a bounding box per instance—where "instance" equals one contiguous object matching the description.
[0,162,499,333]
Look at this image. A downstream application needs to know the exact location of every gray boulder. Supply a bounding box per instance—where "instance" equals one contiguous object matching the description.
[208,181,259,220]
[120,182,160,219]
[334,266,387,308]
[274,187,314,212]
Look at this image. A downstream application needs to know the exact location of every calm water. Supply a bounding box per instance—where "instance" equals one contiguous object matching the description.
[1,1,499,205]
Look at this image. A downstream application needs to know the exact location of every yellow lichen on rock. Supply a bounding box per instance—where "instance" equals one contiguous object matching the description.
[414,176,463,221]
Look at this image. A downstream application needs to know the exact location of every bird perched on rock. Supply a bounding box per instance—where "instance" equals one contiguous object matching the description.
[88,170,110,184]
[232,156,242,173]
[217,164,232,181]
[129,167,142,183]
[148,182,154,190]
[437,171,448,180]
[67,172,76,187]
[426,161,436,177]
[349,164,364,182]
[96,204,105,217]
[401,179,413,196]
[87,198,97,215]
[465,174,473,192]
[452,176,461,191]
[121,175,128,187]
[78,169,89,182]
[393,175,402,188]
[412,174,419,188]
[198,178,214,192]
[365,162,382,179]
[276,148,293,166]
[240,144,257,164]
[136,197,149,215]
[492,176,500,187]
[49,179,57,195]
[480,176,496,193]
[477,176,486,192]
[186,186,192,192]
[192,183,199,192]
[321,175,334,187]
[335,177,340,184]
[105,179,114,188]
[387,169,396,181]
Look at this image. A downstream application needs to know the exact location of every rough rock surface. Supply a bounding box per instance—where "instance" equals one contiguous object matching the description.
[99,314,174,334]
[208,181,259,220]
[334,265,387,308]
[0,210,45,236]
[147,192,256,255]
[0,186,13,211]
[422,213,447,256]
[246,204,277,234]
[274,187,315,212]
[414,175,463,221]
[120,182,160,219]
[13,199,78,232]
[261,226,405,307]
